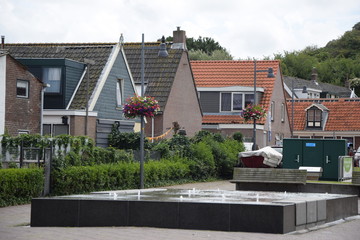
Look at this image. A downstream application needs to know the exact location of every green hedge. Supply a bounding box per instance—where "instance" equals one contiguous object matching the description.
[0,168,44,207]
[51,159,191,195]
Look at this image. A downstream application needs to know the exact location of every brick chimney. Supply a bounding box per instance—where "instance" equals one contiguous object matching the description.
[311,67,319,85]
[172,27,187,50]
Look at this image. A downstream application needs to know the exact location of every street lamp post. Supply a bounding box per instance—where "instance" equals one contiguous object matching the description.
[252,60,274,150]
[139,34,168,189]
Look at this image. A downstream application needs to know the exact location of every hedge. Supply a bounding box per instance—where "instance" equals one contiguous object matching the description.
[51,159,191,195]
[0,168,44,207]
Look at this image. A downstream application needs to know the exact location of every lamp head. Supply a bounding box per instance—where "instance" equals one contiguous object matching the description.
[267,68,275,78]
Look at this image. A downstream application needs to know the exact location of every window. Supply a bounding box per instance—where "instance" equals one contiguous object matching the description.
[281,103,285,122]
[307,108,322,128]
[270,101,275,121]
[42,124,69,136]
[232,93,242,110]
[18,130,29,135]
[17,80,29,98]
[116,79,124,107]
[221,93,231,111]
[244,94,254,107]
[220,93,254,112]
[43,68,62,93]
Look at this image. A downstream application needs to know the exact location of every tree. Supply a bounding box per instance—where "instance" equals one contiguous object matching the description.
[165,36,233,60]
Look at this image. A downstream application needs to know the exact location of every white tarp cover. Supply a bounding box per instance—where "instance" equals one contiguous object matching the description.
[238,146,283,167]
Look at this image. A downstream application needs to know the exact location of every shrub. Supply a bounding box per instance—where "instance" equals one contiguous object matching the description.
[189,141,216,179]
[232,132,243,142]
[0,168,44,207]
[51,159,191,195]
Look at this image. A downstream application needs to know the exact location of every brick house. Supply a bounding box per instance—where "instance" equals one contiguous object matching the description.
[0,53,43,136]
[287,98,360,149]
[6,40,137,147]
[124,28,202,139]
[191,60,291,148]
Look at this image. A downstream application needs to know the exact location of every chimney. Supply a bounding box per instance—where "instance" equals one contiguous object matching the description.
[1,36,4,49]
[311,67,318,85]
[172,27,187,50]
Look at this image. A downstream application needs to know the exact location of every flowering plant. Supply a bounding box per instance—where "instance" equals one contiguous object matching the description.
[242,104,266,121]
[123,95,160,119]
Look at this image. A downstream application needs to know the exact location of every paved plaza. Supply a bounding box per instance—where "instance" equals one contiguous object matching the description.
[1,181,359,240]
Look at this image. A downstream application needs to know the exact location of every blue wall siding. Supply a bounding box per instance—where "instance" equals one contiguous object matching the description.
[94,50,136,120]
[64,60,85,107]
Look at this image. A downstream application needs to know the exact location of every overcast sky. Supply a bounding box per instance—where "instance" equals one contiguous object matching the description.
[1,0,359,59]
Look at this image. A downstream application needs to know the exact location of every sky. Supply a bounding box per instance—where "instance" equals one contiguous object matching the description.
[1,0,359,59]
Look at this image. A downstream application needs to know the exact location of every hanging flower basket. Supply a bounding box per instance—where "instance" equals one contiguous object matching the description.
[242,104,266,121]
[123,95,160,119]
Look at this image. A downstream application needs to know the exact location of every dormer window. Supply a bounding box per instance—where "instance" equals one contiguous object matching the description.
[43,67,62,93]
[306,107,322,128]
[221,92,254,112]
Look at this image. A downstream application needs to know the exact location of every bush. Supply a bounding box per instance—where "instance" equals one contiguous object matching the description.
[189,141,216,179]
[51,159,191,195]
[232,132,243,142]
[0,168,44,207]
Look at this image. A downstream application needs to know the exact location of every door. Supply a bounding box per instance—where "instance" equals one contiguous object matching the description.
[283,139,303,169]
[302,140,323,167]
[322,140,346,180]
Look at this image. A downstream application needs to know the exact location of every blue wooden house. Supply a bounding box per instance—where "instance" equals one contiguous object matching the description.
[7,41,137,147]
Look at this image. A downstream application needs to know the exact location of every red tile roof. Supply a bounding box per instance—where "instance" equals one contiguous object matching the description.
[287,99,360,131]
[191,60,280,124]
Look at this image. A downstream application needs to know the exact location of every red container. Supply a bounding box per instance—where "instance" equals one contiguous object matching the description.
[240,156,270,168]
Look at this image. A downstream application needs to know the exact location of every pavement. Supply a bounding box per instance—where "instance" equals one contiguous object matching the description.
[1,180,360,240]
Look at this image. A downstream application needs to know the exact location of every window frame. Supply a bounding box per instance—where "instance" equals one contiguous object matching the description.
[43,67,62,94]
[306,108,322,128]
[220,92,254,112]
[16,79,29,98]
[270,101,275,122]
[281,103,285,122]
[116,79,124,108]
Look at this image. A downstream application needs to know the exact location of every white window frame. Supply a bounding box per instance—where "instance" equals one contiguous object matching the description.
[16,79,29,98]
[281,103,285,122]
[270,101,275,122]
[220,92,254,112]
[116,79,124,107]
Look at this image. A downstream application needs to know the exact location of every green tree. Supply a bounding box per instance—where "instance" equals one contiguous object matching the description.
[166,36,233,60]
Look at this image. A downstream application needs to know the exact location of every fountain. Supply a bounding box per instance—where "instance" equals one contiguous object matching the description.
[30,188,358,234]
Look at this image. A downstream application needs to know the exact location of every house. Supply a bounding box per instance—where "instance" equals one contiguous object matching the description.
[287,98,360,149]
[0,51,43,136]
[283,68,354,99]
[6,39,137,147]
[191,60,291,148]
[124,27,202,139]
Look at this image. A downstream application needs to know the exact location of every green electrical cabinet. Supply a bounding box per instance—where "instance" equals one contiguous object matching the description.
[282,139,347,180]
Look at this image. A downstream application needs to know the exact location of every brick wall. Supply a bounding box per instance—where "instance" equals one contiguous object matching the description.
[5,56,42,136]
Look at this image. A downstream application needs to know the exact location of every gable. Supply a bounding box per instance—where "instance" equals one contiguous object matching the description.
[124,42,183,110]
[93,47,136,120]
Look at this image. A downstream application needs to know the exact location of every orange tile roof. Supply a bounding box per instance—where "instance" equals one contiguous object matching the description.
[191,60,280,125]
[287,99,360,131]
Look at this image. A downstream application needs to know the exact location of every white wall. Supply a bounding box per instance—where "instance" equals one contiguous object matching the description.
[0,55,6,136]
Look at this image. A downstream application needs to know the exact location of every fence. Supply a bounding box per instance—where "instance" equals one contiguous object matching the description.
[1,142,53,196]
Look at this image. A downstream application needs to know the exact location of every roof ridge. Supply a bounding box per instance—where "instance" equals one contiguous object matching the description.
[5,42,117,47]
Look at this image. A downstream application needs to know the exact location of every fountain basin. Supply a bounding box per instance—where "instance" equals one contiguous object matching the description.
[31,189,358,234]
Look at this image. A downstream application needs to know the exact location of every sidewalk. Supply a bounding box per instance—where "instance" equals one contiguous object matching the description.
[1,180,359,240]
